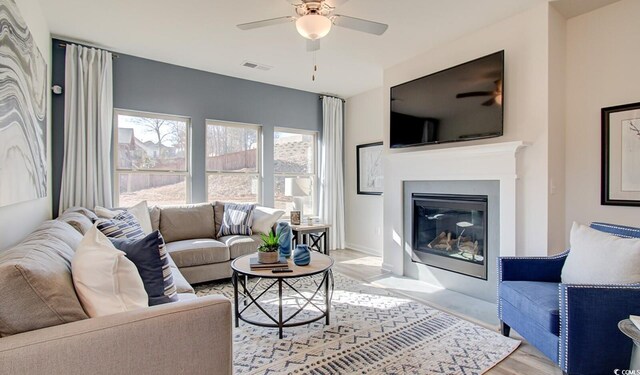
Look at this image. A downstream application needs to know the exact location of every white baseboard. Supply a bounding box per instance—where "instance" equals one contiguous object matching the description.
[344,242,382,256]
[381,262,395,273]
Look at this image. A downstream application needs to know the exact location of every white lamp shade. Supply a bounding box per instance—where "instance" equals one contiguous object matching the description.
[296,15,332,40]
[285,177,311,197]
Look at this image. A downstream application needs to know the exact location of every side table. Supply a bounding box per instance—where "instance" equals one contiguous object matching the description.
[290,223,331,255]
[619,319,640,370]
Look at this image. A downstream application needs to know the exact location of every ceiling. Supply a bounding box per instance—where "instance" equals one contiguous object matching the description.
[39,0,618,98]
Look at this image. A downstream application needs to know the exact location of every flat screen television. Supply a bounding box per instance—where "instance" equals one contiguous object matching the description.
[390,51,504,148]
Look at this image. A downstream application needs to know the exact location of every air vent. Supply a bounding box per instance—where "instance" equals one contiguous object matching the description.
[241,61,272,71]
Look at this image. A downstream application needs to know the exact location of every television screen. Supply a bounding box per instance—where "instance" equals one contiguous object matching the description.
[390,51,504,148]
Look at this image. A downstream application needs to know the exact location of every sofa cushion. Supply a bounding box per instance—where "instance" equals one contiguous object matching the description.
[562,222,640,284]
[57,211,94,235]
[159,203,215,243]
[165,239,229,268]
[218,203,256,237]
[63,206,99,221]
[0,220,88,336]
[72,226,149,317]
[214,201,226,236]
[149,205,161,232]
[219,234,262,259]
[110,231,179,306]
[500,281,560,335]
[167,254,194,294]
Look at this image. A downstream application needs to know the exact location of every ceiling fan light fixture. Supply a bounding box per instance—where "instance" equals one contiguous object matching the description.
[296,14,332,40]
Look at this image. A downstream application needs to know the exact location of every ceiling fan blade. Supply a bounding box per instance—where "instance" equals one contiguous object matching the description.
[285,0,350,6]
[325,0,351,7]
[332,14,388,35]
[306,39,320,52]
[481,98,496,106]
[455,91,493,98]
[237,16,296,30]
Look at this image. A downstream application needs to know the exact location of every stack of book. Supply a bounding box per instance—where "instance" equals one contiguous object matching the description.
[250,257,289,270]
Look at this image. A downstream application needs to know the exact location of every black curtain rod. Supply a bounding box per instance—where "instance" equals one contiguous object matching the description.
[58,42,119,59]
[319,95,345,103]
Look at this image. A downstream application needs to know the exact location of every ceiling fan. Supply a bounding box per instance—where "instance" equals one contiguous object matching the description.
[455,79,503,107]
[236,0,388,52]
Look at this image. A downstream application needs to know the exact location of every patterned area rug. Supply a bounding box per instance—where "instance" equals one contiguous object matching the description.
[195,272,519,375]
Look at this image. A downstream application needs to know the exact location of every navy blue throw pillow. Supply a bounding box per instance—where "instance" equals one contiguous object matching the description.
[110,231,178,306]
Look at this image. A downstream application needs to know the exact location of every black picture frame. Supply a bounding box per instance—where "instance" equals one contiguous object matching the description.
[601,101,640,206]
[356,142,383,195]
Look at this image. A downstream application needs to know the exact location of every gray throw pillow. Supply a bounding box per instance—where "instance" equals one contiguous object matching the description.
[218,203,256,237]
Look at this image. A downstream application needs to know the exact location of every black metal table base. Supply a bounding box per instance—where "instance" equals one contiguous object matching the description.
[232,270,334,339]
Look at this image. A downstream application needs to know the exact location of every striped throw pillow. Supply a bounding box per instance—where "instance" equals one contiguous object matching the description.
[218,203,256,237]
[95,211,145,240]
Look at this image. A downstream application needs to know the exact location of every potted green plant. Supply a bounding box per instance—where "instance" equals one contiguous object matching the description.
[258,230,281,263]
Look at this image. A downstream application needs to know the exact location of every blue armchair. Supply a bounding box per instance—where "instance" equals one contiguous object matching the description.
[498,222,640,375]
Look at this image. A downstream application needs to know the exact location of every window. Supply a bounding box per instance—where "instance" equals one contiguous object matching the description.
[206,120,261,203]
[114,110,190,207]
[274,128,317,216]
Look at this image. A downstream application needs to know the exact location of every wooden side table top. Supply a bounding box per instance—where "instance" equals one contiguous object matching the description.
[290,223,331,231]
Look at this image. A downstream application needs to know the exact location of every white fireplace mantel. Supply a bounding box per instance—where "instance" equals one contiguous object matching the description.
[382,141,528,275]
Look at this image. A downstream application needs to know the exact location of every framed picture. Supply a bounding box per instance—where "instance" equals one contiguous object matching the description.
[290,210,301,225]
[357,142,383,195]
[602,102,640,206]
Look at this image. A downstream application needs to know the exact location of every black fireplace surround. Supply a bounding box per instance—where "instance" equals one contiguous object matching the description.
[411,193,488,279]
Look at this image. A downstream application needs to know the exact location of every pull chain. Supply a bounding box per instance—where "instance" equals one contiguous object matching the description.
[312,51,317,81]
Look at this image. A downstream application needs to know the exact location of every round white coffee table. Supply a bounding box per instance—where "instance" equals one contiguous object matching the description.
[231,252,334,339]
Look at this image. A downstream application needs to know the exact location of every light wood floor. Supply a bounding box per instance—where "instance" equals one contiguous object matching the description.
[331,249,563,375]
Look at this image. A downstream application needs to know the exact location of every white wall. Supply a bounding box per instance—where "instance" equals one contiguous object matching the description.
[565,0,640,237]
[0,0,51,250]
[547,5,567,253]
[344,88,384,255]
[383,3,555,264]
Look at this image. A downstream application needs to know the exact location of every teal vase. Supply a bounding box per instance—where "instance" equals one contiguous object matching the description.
[293,244,311,266]
[276,222,292,258]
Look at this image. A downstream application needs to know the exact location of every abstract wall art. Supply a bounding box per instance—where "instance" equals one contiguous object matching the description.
[356,142,383,195]
[0,0,47,207]
[601,101,640,206]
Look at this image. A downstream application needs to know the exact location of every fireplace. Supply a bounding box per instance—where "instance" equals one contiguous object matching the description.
[411,193,488,279]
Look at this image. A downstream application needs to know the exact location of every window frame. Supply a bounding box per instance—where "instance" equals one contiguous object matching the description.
[113,108,192,206]
[274,127,319,216]
[205,119,263,204]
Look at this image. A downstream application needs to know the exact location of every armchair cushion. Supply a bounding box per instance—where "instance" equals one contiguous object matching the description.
[500,281,559,335]
[561,222,640,284]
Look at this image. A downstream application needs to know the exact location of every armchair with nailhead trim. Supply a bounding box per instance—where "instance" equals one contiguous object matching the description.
[498,222,640,375]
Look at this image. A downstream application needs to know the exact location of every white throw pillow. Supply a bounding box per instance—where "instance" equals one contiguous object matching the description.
[94,205,122,219]
[561,222,640,284]
[127,201,153,235]
[251,206,285,235]
[72,225,148,317]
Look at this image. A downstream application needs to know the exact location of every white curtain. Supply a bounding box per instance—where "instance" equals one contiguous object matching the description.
[319,96,345,250]
[59,44,113,214]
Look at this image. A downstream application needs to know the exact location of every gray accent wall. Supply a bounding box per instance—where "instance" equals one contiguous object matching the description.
[51,39,322,215]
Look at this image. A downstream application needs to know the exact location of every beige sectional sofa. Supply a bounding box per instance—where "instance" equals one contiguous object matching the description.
[0,205,234,374]
[151,201,264,284]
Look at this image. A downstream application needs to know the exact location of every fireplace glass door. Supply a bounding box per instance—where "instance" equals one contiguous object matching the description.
[411,194,488,279]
